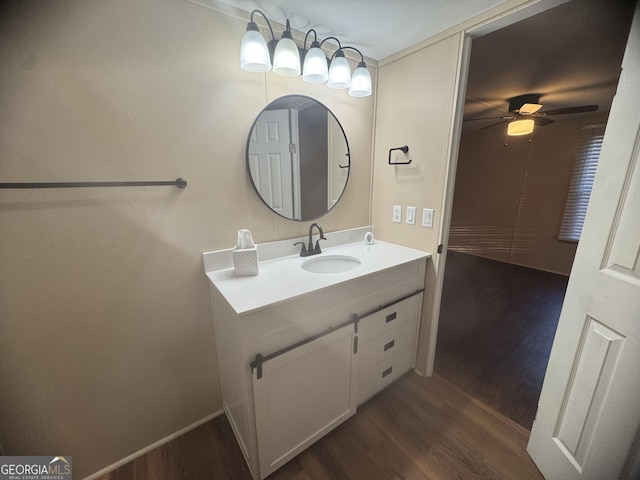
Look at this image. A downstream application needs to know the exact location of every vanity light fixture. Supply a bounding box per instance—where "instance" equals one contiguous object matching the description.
[507,118,535,136]
[240,9,372,97]
[343,46,372,97]
[325,39,351,89]
[302,29,328,84]
[272,19,301,77]
[240,10,274,72]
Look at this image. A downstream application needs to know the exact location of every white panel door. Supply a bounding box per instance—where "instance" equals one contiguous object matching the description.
[252,324,357,479]
[248,109,294,218]
[528,6,640,480]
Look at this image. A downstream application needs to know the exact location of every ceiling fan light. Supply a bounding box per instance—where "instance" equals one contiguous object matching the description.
[240,24,271,72]
[327,51,351,89]
[349,62,371,97]
[302,44,328,84]
[507,119,535,136]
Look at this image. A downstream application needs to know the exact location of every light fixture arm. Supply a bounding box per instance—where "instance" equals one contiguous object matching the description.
[320,36,343,55]
[341,46,365,64]
[281,19,293,40]
[247,9,276,43]
[303,28,320,50]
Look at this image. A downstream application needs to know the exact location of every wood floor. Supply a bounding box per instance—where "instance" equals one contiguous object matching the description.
[96,373,542,480]
[434,251,568,431]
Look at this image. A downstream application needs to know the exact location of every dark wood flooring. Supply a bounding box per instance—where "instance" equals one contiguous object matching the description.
[434,250,568,431]
[96,373,542,480]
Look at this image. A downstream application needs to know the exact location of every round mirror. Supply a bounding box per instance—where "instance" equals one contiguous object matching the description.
[246,95,350,221]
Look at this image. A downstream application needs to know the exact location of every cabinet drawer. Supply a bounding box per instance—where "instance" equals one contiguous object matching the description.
[358,319,417,372]
[356,346,415,405]
[358,293,422,345]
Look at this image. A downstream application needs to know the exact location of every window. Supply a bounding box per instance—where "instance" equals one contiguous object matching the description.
[559,124,606,242]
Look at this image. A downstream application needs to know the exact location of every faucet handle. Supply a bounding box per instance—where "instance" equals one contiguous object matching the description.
[314,237,326,253]
[294,242,307,256]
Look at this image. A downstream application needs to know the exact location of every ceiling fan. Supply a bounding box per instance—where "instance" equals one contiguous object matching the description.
[465,93,598,135]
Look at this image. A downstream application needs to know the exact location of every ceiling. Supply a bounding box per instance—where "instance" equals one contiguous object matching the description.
[196,0,511,60]
[195,0,635,124]
[463,0,636,127]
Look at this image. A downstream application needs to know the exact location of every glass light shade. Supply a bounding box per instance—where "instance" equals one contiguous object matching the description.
[327,54,351,89]
[507,119,535,136]
[273,37,301,77]
[349,63,371,97]
[302,47,328,84]
[240,29,271,72]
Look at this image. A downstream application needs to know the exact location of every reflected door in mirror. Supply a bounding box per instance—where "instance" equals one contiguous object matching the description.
[247,95,350,221]
[247,109,295,219]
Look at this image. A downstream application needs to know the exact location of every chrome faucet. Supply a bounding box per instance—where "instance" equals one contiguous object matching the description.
[294,223,326,257]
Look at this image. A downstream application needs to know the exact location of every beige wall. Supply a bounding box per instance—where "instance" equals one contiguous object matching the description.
[0,1,374,477]
[450,113,608,275]
[372,34,464,373]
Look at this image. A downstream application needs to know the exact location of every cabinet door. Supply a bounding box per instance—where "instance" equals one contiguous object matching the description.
[252,325,357,479]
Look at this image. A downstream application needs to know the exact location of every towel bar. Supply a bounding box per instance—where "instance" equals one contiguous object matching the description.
[0,178,187,189]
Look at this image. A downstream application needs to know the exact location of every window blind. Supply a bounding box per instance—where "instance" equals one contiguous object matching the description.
[559,124,606,242]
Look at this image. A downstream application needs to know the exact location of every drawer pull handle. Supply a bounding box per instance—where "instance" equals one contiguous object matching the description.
[384,340,395,351]
[382,366,393,378]
[386,312,397,323]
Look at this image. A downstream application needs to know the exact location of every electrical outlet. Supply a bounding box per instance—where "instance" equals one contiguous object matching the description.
[421,208,434,228]
[392,205,402,223]
[406,206,416,225]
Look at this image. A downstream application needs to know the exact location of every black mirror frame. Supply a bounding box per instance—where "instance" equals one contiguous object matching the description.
[246,94,351,222]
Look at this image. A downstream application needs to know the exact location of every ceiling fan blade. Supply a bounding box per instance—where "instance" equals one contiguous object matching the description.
[519,103,543,115]
[464,115,512,121]
[543,105,598,116]
[532,116,554,126]
[478,119,508,130]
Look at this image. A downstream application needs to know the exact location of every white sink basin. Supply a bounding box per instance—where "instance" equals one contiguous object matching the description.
[302,255,362,274]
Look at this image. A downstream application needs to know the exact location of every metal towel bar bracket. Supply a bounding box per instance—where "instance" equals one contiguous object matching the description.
[388,145,412,165]
[0,178,187,189]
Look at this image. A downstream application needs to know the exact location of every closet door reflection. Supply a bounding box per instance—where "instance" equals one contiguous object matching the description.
[247,109,295,219]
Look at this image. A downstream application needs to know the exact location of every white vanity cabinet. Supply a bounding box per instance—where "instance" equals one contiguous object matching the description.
[205,237,428,480]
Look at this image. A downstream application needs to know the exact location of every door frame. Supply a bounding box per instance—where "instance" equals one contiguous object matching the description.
[422,0,572,375]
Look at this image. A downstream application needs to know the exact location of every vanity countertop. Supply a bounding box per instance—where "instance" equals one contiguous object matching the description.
[206,240,430,315]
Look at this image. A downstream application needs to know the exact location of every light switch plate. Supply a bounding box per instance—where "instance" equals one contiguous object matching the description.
[406,206,416,225]
[392,205,402,223]
[422,208,434,228]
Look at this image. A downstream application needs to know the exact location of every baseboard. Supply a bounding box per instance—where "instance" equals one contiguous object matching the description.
[448,250,571,277]
[413,367,427,377]
[83,409,224,480]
